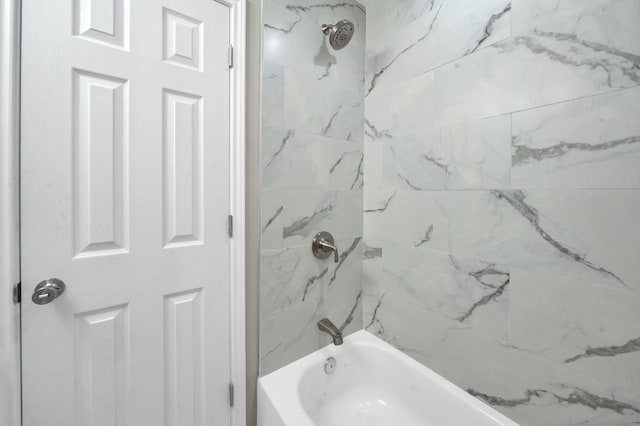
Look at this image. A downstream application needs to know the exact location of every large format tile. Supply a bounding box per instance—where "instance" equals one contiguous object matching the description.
[362,141,391,194]
[260,237,362,315]
[260,188,284,251]
[260,300,323,375]
[262,61,284,127]
[512,87,640,189]
[421,190,640,292]
[264,0,366,93]
[328,149,364,191]
[440,323,640,426]
[364,70,437,140]
[284,68,364,142]
[363,292,640,426]
[512,0,640,48]
[281,189,362,247]
[510,269,640,399]
[382,115,511,190]
[365,0,440,29]
[366,0,511,92]
[260,282,362,375]
[259,0,365,378]
[262,126,327,189]
[361,2,640,426]
[366,1,640,139]
[262,126,363,190]
[433,2,640,128]
[370,243,510,338]
[364,190,431,248]
[261,188,362,250]
[511,0,609,34]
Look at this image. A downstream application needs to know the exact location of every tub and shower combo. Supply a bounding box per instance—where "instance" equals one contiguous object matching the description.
[259,17,520,426]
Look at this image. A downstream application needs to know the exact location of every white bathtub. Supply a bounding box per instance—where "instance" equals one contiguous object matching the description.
[258,330,519,426]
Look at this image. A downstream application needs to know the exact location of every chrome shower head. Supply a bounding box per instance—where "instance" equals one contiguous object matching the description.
[321,20,355,50]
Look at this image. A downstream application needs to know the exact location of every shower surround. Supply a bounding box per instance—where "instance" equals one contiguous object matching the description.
[257,0,640,424]
[259,0,365,375]
[363,0,640,425]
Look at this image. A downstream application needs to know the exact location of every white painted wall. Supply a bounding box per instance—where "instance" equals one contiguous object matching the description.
[0,0,21,425]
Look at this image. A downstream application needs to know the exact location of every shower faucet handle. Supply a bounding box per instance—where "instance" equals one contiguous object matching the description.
[312,232,339,263]
[320,240,340,263]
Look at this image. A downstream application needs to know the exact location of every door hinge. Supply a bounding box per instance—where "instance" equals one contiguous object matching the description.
[227,45,234,69]
[228,214,233,238]
[229,383,234,407]
[13,282,21,304]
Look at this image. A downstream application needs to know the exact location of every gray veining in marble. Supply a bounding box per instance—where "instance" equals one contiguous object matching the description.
[364,119,393,142]
[513,136,640,166]
[512,87,640,189]
[260,0,365,375]
[564,337,640,364]
[263,206,283,233]
[363,191,395,213]
[366,4,443,96]
[328,237,361,286]
[469,387,640,415]
[498,31,640,86]
[363,1,640,425]
[366,0,512,94]
[413,225,433,248]
[455,267,510,323]
[493,190,626,288]
[260,1,640,424]
[466,3,512,55]
[282,203,333,240]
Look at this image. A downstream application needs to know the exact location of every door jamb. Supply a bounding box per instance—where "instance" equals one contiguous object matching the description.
[217,0,247,425]
[0,0,22,425]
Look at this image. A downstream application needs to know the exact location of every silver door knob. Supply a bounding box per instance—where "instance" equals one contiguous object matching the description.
[32,278,66,305]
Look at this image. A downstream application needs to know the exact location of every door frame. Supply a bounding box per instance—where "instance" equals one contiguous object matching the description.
[223,0,248,424]
[0,0,247,424]
[0,0,22,425]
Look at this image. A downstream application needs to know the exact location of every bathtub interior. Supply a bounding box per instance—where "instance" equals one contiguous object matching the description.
[285,331,517,426]
[298,335,516,426]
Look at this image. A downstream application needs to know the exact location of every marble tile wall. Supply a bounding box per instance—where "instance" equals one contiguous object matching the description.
[259,0,365,375]
[363,0,640,424]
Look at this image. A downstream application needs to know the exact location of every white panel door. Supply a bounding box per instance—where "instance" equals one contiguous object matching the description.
[21,0,231,425]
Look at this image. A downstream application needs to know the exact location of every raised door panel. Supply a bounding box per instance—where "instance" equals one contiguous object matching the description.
[162,89,204,248]
[73,70,130,258]
[164,289,205,426]
[75,305,131,426]
[74,0,130,49]
[163,8,203,71]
